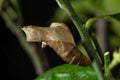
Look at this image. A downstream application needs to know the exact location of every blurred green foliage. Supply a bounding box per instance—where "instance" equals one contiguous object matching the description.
[51,0,120,49]
[0,0,3,13]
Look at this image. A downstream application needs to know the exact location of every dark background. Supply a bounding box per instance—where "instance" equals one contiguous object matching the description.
[1,0,119,80]
[0,0,66,80]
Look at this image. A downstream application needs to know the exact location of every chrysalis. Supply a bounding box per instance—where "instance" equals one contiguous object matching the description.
[22,23,91,66]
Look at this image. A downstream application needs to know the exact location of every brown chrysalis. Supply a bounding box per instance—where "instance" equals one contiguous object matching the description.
[22,23,91,66]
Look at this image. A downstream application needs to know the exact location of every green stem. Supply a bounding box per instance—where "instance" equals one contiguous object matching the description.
[1,11,43,74]
[104,52,110,74]
[56,0,93,60]
[104,52,112,79]
[93,61,105,80]
[56,0,105,79]
[85,16,110,30]
[91,34,104,64]
[85,15,112,62]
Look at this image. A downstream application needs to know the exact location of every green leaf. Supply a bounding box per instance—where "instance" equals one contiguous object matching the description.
[103,0,120,15]
[84,0,120,15]
[35,64,97,80]
[110,13,120,21]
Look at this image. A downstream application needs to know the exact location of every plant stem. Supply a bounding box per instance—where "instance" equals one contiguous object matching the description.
[85,16,110,30]
[56,0,93,59]
[56,0,105,80]
[91,34,104,64]
[93,61,105,80]
[104,52,113,80]
[104,52,110,74]
[1,11,43,74]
